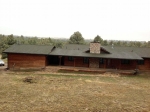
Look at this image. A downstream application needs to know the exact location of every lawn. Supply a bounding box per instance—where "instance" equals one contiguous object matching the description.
[0,70,150,112]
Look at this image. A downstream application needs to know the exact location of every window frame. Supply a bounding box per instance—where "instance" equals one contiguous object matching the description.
[83,57,89,64]
[68,56,74,61]
[121,59,130,64]
[99,58,104,64]
[137,60,144,65]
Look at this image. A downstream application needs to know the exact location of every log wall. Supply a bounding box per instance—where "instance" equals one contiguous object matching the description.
[64,57,88,67]
[64,57,74,66]
[7,54,150,70]
[120,60,137,70]
[103,59,137,70]
[137,58,150,70]
[74,57,89,67]
[8,53,46,69]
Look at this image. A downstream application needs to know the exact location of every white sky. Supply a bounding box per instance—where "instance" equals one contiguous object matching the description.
[0,0,150,41]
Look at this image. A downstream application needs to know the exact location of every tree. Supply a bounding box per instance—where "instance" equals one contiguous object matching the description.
[69,31,85,44]
[7,34,16,45]
[147,41,150,47]
[93,35,103,43]
[54,42,63,48]
[103,40,108,46]
[1,34,16,59]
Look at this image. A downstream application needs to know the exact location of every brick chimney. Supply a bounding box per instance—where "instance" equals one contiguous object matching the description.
[90,42,100,54]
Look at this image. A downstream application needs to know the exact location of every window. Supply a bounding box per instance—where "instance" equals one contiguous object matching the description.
[137,60,144,65]
[68,57,74,61]
[121,60,130,64]
[99,58,104,64]
[83,57,89,63]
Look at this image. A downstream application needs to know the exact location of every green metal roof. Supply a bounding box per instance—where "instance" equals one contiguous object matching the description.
[103,46,150,58]
[4,44,150,60]
[4,44,54,55]
[50,48,142,60]
[62,44,89,51]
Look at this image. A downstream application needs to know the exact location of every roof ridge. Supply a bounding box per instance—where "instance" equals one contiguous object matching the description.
[14,44,54,47]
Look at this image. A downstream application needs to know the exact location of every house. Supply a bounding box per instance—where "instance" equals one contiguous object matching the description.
[3,42,150,70]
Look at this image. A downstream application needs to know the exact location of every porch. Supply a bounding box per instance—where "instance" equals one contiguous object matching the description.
[45,66,138,75]
[46,55,138,70]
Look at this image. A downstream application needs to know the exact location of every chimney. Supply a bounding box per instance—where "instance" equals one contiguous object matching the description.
[90,42,100,54]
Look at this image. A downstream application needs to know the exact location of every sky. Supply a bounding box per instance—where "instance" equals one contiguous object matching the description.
[0,0,150,41]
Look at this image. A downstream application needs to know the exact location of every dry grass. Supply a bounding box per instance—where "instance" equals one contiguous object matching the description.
[0,70,150,112]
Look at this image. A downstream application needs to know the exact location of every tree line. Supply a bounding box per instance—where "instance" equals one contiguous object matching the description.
[0,31,150,59]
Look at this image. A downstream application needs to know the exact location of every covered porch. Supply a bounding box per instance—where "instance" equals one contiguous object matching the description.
[45,66,138,75]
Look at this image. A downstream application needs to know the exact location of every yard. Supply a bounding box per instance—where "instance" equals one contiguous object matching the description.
[0,70,150,112]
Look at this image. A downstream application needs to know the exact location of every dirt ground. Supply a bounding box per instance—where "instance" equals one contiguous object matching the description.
[0,68,150,112]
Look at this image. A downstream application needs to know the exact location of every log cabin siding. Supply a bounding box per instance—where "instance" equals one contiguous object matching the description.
[64,56,74,66]
[109,59,121,69]
[120,60,137,70]
[6,54,150,70]
[137,58,150,70]
[64,57,88,67]
[74,57,89,67]
[102,59,137,70]
[8,53,46,68]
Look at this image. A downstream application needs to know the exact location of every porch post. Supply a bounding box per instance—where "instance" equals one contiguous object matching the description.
[59,56,62,66]
[104,59,107,69]
[119,60,121,69]
[74,57,76,67]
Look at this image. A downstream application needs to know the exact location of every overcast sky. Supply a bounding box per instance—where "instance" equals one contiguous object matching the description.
[0,0,150,41]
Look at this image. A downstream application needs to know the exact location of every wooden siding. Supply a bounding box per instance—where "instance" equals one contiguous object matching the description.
[120,60,137,70]
[64,57,88,67]
[99,64,105,68]
[7,53,150,70]
[64,57,147,70]
[8,53,46,68]
[137,58,150,70]
[64,57,74,66]
[102,59,137,70]
[74,57,89,67]
[105,59,121,69]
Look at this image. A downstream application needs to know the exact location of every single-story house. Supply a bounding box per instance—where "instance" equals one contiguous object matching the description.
[3,42,150,70]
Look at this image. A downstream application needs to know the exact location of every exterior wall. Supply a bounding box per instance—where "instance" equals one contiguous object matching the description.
[8,53,150,70]
[103,59,137,70]
[110,59,121,69]
[64,57,88,67]
[137,58,150,70]
[74,57,89,67]
[102,58,150,70]
[89,58,99,68]
[8,53,46,69]
[90,42,100,54]
[63,57,150,70]
[99,63,105,68]
[120,60,137,70]
[105,59,121,69]
[64,57,74,66]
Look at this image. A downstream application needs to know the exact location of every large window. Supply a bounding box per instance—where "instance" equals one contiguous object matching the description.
[83,57,89,63]
[137,60,144,65]
[68,57,74,61]
[121,60,130,64]
[99,58,104,64]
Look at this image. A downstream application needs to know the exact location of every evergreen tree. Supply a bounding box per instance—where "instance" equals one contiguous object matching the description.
[69,31,85,44]
[93,35,103,43]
